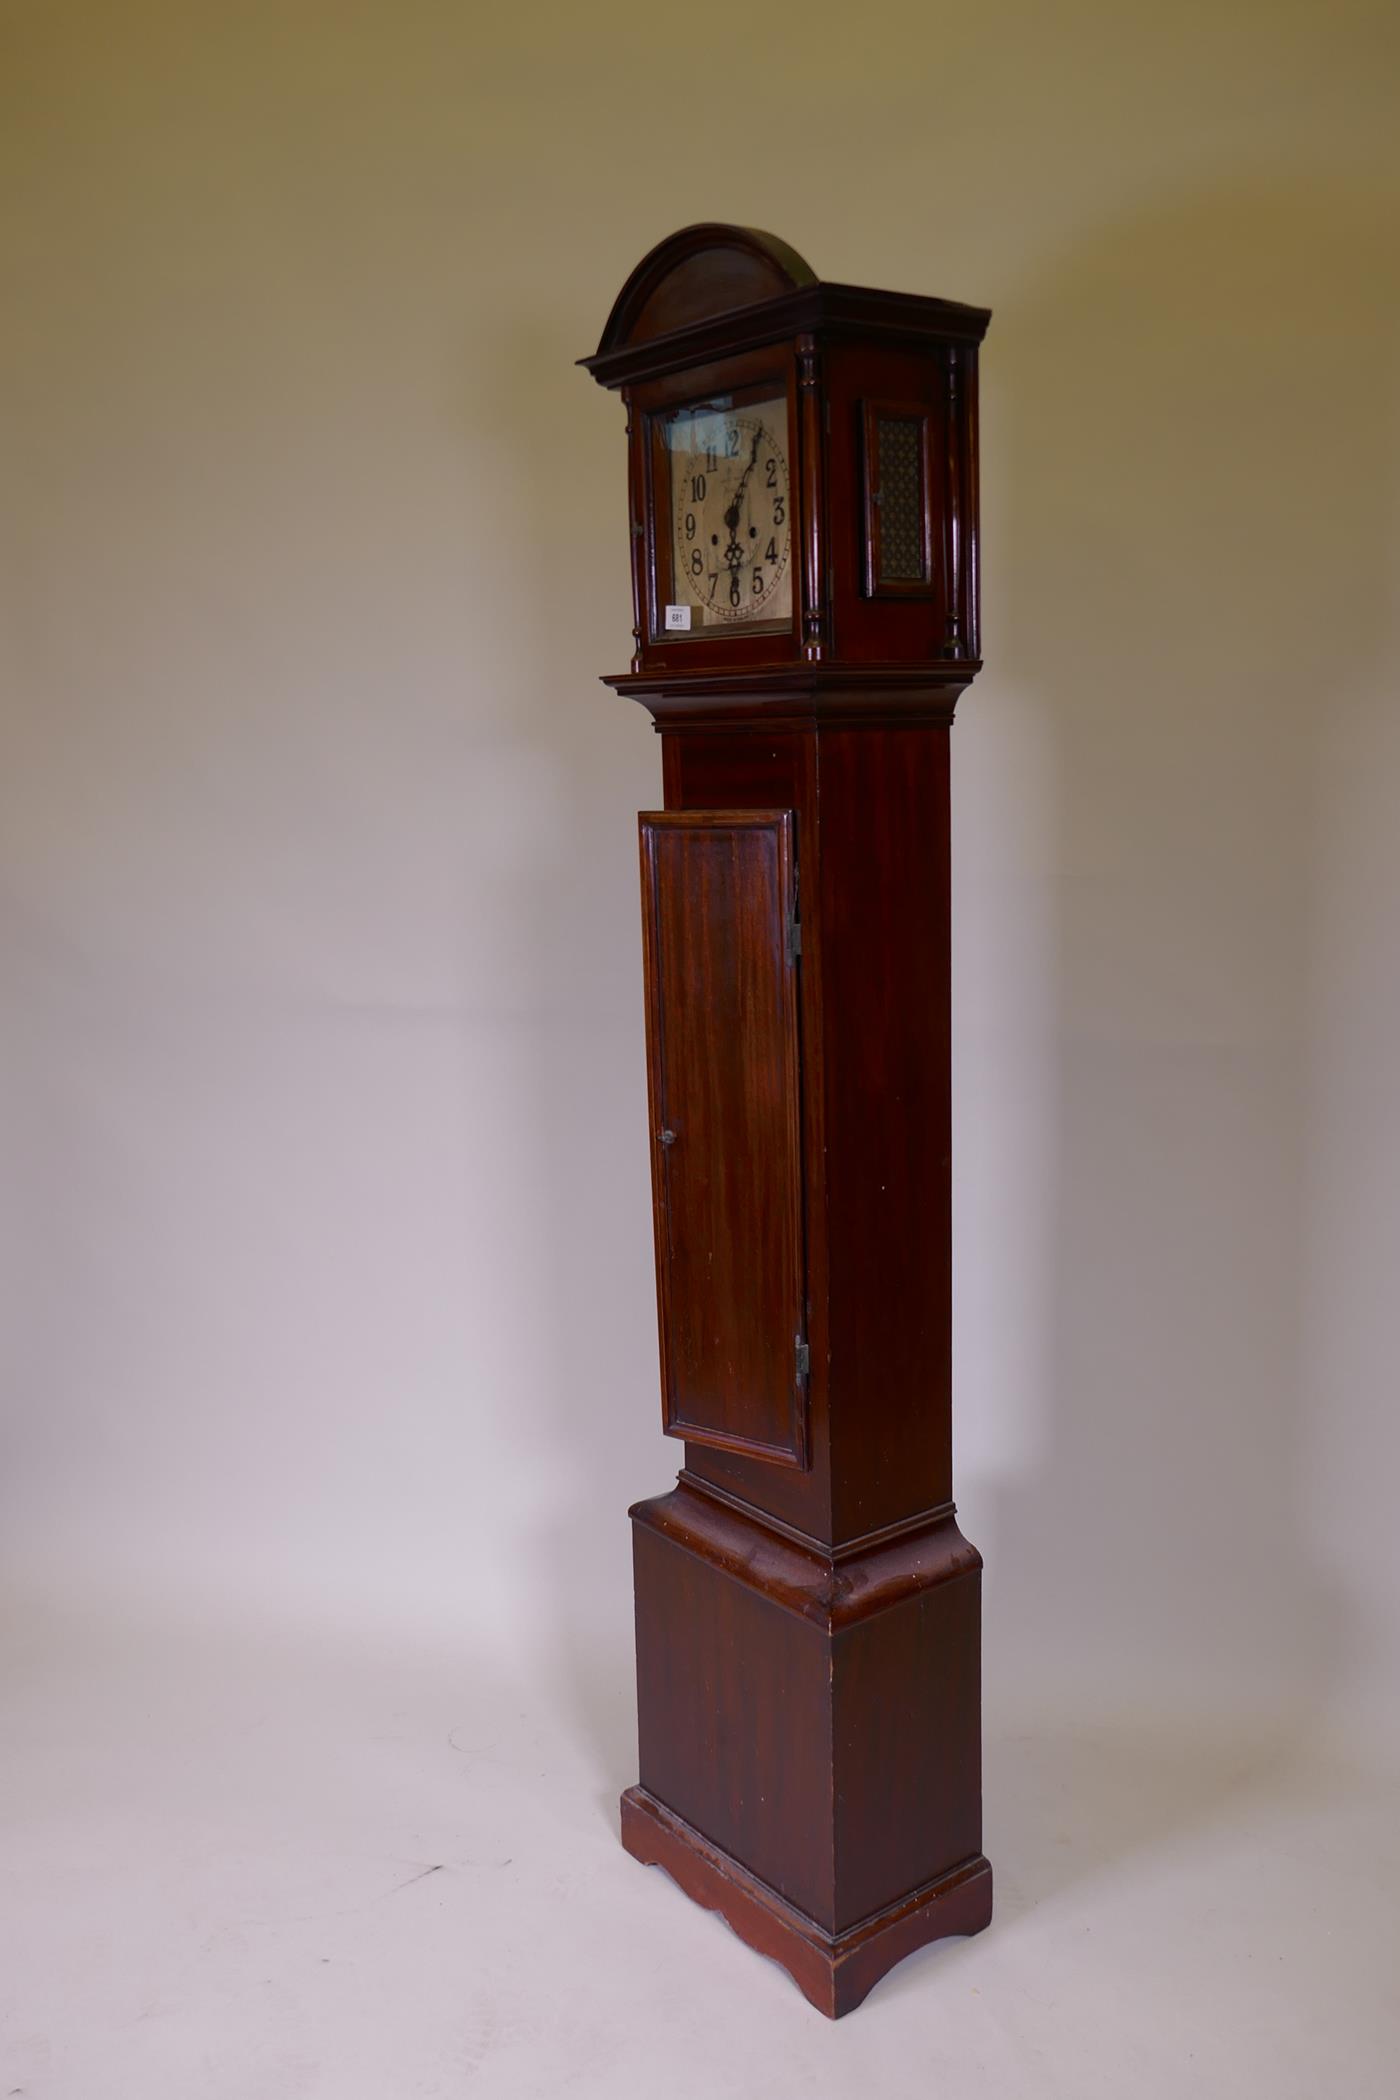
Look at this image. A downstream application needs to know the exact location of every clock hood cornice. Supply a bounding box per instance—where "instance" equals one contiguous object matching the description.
[603,660,979,727]
[581,223,991,390]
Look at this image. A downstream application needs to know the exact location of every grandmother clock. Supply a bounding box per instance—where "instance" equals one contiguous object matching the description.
[581,226,992,2017]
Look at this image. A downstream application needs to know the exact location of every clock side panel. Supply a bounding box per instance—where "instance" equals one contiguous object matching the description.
[824,338,977,667]
[832,1566,983,1931]
[818,723,955,1540]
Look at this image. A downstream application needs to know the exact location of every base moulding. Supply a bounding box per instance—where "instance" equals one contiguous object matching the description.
[620,1783,993,2017]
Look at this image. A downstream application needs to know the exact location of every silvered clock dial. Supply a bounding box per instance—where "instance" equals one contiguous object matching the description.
[662,394,793,631]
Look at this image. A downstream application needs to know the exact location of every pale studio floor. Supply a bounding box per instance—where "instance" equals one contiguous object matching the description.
[1,1598,1396,2099]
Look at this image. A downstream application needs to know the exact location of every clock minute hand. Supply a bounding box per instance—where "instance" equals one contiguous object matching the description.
[722,426,764,572]
[725,425,763,529]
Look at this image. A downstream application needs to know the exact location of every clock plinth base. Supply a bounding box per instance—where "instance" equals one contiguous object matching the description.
[621,1787,992,2018]
[625,1479,988,2013]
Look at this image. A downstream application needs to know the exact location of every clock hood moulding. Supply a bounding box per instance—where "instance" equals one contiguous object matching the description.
[580,223,991,392]
[591,223,817,357]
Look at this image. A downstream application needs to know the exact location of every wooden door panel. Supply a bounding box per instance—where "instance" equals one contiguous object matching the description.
[638,809,807,1467]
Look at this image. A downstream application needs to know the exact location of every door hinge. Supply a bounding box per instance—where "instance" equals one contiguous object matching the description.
[795,1336,811,1383]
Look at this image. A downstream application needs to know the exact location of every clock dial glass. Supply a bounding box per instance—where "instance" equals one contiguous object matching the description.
[661,392,793,634]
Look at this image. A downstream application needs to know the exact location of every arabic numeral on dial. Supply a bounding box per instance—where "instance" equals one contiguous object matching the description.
[765,457,777,488]
[772,497,785,526]
[729,576,741,607]
[684,512,696,540]
[752,570,764,597]
[689,548,703,578]
[690,473,706,502]
[726,427,741,457]
[765,538,778,563]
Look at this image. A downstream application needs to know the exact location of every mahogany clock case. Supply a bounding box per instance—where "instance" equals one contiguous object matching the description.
[583,225,993,2017]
